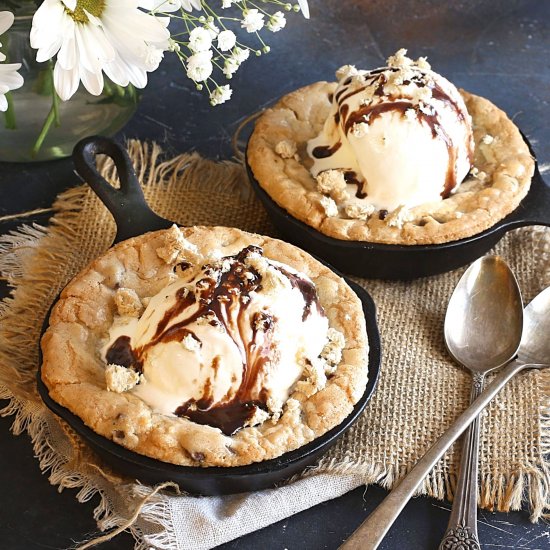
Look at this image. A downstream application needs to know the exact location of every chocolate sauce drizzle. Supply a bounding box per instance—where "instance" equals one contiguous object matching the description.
[273,266,323,321]
[106,336,143,373]
[344,170,367,199]
[105,246,325,436]
[316,66,473,199]
[175,400,267,437]
[312,141,342,159]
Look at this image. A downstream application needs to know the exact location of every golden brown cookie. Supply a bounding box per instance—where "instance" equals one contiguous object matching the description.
[41,226,369,467]
[247,83,534,245]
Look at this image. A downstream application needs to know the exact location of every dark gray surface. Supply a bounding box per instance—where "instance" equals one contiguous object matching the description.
[1,1,549,548]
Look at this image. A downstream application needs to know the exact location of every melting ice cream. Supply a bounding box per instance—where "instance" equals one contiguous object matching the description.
[307,49,474,213]
[103,246,329,435]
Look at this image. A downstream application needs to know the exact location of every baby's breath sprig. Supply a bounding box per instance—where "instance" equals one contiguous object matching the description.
[148,0,309,106]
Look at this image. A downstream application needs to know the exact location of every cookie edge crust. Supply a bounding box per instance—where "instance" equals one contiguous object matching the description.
[40,226,370,467]
[247,82,535,245]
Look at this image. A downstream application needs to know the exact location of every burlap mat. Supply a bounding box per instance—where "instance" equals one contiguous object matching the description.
[1,141,549,549]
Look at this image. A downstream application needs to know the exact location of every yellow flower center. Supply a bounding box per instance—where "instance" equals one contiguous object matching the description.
[66,0,106,24]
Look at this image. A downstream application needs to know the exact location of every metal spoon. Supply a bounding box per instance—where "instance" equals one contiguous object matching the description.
[340,273,550,550]
[439,256,523,549]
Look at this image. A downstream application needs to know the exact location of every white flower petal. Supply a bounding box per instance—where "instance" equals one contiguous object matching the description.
[126,65,148,89]
[298,0,310,19]
[35,36,64,63]
[103,56,131,87]
[74,24,102,73]
[84,11,103,27]
[182,0,201,12]
[31,1,68,59]
[0,11,15,36]
[62,0,77,11]
[86,22,116,63]
[54,61,80,101]
[57,36,77,70]
[107,52,148,88]
[80,67,104,96]
[0,64,24,90]
[0,59,24,107]
[142,0,197,12]
[103,9,169,44]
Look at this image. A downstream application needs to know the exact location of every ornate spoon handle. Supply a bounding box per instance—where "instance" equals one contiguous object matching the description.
[438,372,484,550]
[338,360,545,550]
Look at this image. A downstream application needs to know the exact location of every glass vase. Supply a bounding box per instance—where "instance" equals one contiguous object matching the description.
[0,2,139,163]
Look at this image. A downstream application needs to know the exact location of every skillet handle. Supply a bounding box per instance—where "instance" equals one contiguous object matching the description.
[73,136,173,244]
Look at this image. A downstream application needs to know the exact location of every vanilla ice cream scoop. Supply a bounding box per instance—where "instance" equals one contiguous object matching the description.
[103,245,329,435]
[307,49,474,213]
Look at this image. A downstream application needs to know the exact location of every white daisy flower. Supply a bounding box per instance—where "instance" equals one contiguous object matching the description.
[0,11,24,112]
[217,30,236,52]
[210,84,232,106]
[31,0,170,101]
[232,46,250,63]
[221,0,239,8]
[188,27,212,52]
[267,11,286,32]
[144,0,201,12]
[241,9,264,33]
[186,50,213,82]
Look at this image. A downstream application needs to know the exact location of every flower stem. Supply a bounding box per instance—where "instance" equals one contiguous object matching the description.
[3,92,16,130]
[50,66,61,127]
[31,104,56,158]
[31,66,61,157]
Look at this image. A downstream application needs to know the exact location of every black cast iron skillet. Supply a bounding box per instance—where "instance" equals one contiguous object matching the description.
[245,137,550,280]
[36,136,381,496]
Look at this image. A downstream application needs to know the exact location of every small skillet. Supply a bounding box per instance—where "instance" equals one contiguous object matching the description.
[245,136,550,280]
[36,136,381,496]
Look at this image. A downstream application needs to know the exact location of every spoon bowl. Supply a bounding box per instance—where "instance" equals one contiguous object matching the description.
[444,255,523,373]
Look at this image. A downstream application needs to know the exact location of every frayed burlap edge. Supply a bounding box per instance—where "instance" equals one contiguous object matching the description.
[1,140,549,549]
[0,141,252,548]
